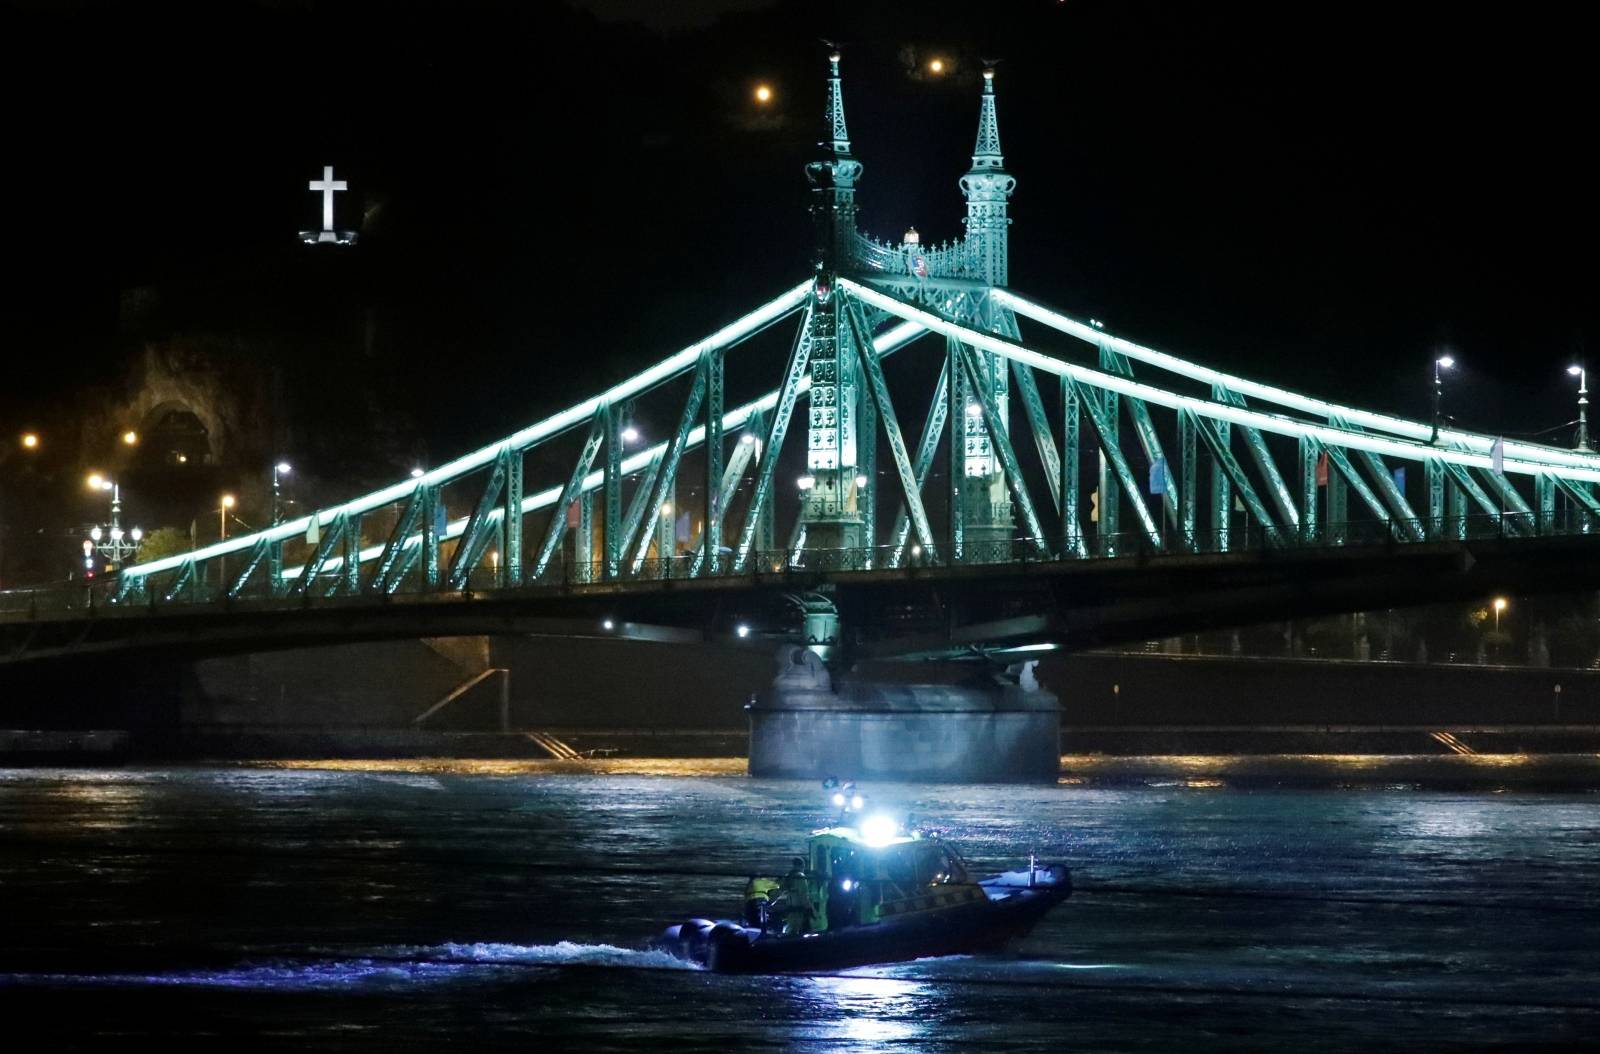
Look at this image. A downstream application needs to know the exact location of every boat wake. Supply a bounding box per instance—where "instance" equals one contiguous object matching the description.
[0,941,701,991]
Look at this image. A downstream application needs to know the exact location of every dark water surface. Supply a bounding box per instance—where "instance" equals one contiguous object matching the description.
[2,760,1597,1050]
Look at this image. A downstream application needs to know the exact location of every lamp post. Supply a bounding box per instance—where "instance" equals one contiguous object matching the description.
[272,462,292,525]
[1431,354,1455,443]
[83,473,142,573]
[218,493,236,588]
[1568,365,1590,452]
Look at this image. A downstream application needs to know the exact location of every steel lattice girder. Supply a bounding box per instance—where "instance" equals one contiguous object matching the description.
[846,294,940,560]
[839,280,1600,484]
[532,409,608,580]
[886,360,949,568]
[958,341,1049,554]
[995,289,1600,474]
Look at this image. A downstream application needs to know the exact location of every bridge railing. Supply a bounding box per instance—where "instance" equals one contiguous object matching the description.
[2,508,1590,621]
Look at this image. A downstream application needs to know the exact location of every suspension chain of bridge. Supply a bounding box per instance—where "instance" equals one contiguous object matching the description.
[79,54,1600,621]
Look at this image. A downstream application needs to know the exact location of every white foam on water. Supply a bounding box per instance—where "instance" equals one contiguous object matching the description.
[0,941,700,991]
[395,940,702,971]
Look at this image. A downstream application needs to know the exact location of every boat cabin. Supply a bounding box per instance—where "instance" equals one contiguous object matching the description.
[799,827,987,932]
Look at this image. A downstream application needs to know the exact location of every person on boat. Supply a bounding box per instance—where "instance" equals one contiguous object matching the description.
[742,876,779,928]
[777,857,813,935]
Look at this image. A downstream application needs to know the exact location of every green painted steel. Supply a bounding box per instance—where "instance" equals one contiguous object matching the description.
[532,410,607,580]
[886,362,948,567]
[1192,413,1280,545]
[958,343,1047,555]
[604,403,623,580]
[446,453,508,590]
[1061,378,1084,558]
[102,50,1600,618]
[947,337,965,562]
[1074,380,1157,549]
[704,348,725,572]
[855,297,940,561]
[734,308,814,572]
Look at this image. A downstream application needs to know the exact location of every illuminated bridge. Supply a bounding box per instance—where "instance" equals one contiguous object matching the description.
[5,54,1600,670]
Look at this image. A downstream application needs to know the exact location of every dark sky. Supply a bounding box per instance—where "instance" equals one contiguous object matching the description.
[2,0,1593,455]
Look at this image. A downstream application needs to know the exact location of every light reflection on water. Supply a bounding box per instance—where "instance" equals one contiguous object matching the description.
[1,763,1598,1049]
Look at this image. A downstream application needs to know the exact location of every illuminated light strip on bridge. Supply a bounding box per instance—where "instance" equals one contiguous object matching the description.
[993,288,1600,473]
[280,319,929,579]
[120,281,815,581]
[842,279,1600,484]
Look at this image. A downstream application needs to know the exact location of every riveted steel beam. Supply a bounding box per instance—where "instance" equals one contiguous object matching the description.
[851,296,940,562]
[957,342,1046,555]
[447,451,509,590]
[1061,378,1085,557]
[704,347,725,572]
[735,307,814,572]
[1191,413,1280,545]
[532,410,607,581]
[293,512,347,596]
[369,486,424,595]
[887,362,948,568]
[225,539,268,599]
[1216,388,1299,529]
[1074,381,1159,549]
[629,364,707,576]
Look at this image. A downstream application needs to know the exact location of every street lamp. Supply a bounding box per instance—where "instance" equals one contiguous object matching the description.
[83,473,141,571]
[1431,354,1455,443]
[20,432,39,450]
[220,493,236,541]
[272,461,292,525]
[754,84,773,104]
[122,430,139,446]
[1568,365,1590,452]
[1493,596,1508,632]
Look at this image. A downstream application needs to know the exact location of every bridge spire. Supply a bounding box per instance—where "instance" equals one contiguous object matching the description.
[961,67,1016,288]
[805,50,863,274]
[800,49,865,564]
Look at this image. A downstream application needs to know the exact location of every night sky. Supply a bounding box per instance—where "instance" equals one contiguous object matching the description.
[2,0,1593,456]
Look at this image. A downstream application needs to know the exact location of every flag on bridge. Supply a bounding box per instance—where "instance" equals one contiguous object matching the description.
[1491,437,1505,474]
[1148,457,1168,496]
[1391,466,1407,492]
[1315,451,1329,486]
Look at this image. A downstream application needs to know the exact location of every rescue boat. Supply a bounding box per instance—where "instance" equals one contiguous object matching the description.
[653,808,1069,973]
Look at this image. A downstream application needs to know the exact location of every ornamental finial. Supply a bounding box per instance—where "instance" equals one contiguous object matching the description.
[970,68,1004,169]
[825,49,851,156]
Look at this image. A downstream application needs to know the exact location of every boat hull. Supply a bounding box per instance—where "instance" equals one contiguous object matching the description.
[656,866,1069,973]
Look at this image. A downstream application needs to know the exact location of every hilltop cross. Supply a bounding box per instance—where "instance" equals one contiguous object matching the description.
[308,165,347,232]
[301,165,357,245]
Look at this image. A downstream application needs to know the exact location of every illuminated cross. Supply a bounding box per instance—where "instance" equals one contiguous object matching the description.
[308,165,347,232]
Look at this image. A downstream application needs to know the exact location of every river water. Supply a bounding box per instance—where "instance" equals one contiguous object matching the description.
[1,759,1597,1050]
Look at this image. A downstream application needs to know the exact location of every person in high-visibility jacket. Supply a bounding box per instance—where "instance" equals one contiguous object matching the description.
[743,876,780,929]
[777,857,814,935]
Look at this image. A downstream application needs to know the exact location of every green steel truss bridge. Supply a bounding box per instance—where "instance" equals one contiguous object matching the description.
[5,54,1600,666]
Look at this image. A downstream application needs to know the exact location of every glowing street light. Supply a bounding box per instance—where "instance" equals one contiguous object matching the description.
[1431,354,1455,443]
[84,474,140,571]
[272,461,292,525]
[754,84,773,104]
[1568,365,1590,452]
[621,425,640,445]
[20,432,39,450]
[122,430,139,446]
[927,58,945,74]
[411,467,426,479]
[1493,596,1508,632]
[736,624,751,639]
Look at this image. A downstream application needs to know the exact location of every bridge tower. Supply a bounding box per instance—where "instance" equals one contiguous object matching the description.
[800,51,865,555]
[953,67,1021,553]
